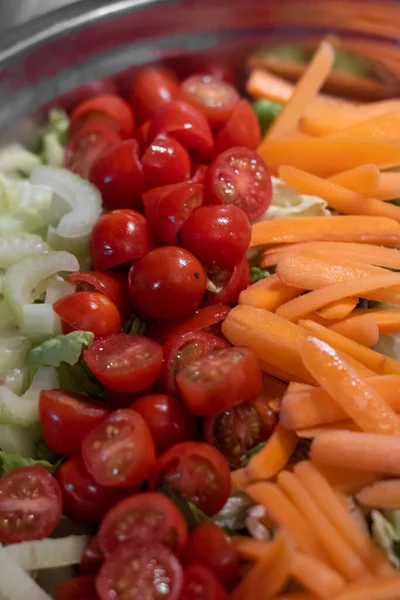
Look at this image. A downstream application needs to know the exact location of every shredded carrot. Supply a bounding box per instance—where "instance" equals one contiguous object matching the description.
[327,110,400,139]
[314,465,381,496]
[352,308,400,336]
[328,314,380,347]
[260,360,308,384]
[297,421,361,438]
[290,552,345,599]
[232,536,276,562]
[371,171,400,201]
[357,479,400,510]
[328,164,381,193]
[316,297,359,321]
[333,574,400,600]
[246,424,298,481]
[246,68,293,103]
[239,274,303,311]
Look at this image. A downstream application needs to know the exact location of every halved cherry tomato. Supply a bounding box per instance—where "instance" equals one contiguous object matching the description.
[180,564,228,600]
[128,247,207,321]
[70,94,135,138]
[137,118,151,151]
[190,163,208,184]
[97,492,188,555]
[79,537,104,575]
[190,59,235,84]
[131,394,198,454]
[96,542,183,600]
[84,334,163,394]
[67,271,129,320]
[148,441,231,516]
[180,75,239,128]
[82,409,156,487]
[39,389,108,456]
[89,140,144,211]
[0,466,61,544]
[205,146,272,221]
[215,99,261,153]
[161,331,228,396]
[54,291,121,338]
[203,401,276,468]
[89,209,154,270]
[207,255,250,306]
[184,522,239,590]
[57,456,130,524]
[148,100,214,158]
[142,135,191,189]
[128,67,180,121]
[144,182,203,246]
[64,121,121,179]
[60,78,118,112]
[176,346,262,416]
[181,205,251,270]
[56,576,96,600]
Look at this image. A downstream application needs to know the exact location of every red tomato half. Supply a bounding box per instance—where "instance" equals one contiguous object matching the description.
[180,75,239,128]
[215,99,261,153]
[96,542,183,600]
[39,389,108,456]
[97,492,188,555]
[176,346,262,416]
[205,146,272,221]
[84,334,163,394]
[148,441,231,516]
[64,121,121,179]
[89,140,144,211]
[161,331,228,396]
[54,291,121,338]
[67,271,129,320]
[128,67,180,121]
[0,466,61,544]
[82,409,156,487]
[56,576,96,600]
[180,564,228,600]
[89,209,154,270]
[207,255,250,306]
[142,134,191,189]
[190,163,208,184]
[70,94,135,138]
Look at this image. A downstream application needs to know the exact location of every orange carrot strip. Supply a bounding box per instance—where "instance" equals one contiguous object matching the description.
[260,360,308,384]
[327,110,400,139]
[250,216,400,248]
[297,421,361,438]
[352,308,400,336]
[239,274,303,311]
[279,165,400,221]
[328,314,379,347]
[265,40,335,140]
[328,164,381,193]
[372,172,400,201]
[317,297,359,321]
[315,465,381,496]
[333,575,400,600]
[246,424,298,481]
[232,536,276,561]
[295,461,393,577]
[231,468,250,491]
[357,479,400,510]
[246,68,293,103]
[290,552,345,599]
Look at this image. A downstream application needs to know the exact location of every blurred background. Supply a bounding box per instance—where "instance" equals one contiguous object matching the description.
[0,0,81,30]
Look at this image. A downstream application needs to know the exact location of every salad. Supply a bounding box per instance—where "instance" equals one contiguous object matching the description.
[1,36,400,600]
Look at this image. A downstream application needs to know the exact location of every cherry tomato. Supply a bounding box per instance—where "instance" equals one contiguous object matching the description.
[176,346,262,416]
[82,409,156,488]
[68,271,129,319]
[97,492,188,556]
[0,466,61,544]
[148,100,214,158]
[131,394,198,454]
[89,209,154,270]
[181,205,251,270]
[96,542,183,600]
[190,163,208,184]
[184,522,239,590]
[144,182,203,246]
[205,146,272,221]
[39,389,108,456]
[190,59,235,84]
[128,67,180,121]
[85,334,163,394]
[180,75,239,129]
[128,247,207,321]
[70,94,135,138]
[89,140,144,211]
[142,135,191,189]
[64,121,121,179]
[59,78,118,112]
[161,331,228,396]
[54,291,122,338]
[148,441,231,516]
[79,537,104,575]
[137,118,151,151]
[105,387,147,409]
[203,401,276,468]
[56,576,96,600]
[215,99,261,153]
[180,564,228,600]
[207,255,250,306]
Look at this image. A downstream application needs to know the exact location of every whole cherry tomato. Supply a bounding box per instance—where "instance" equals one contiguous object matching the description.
[215,99,261,153]
[64,121,121,179]
[180,564,228,600]
[207,255,250,306]
[56,576,97,600]
[128,67,180,121]
[54,291,121,338]
[67,270,129,320]
[142,134,191,189]
[70,94,135,138]
[180,75,239,128]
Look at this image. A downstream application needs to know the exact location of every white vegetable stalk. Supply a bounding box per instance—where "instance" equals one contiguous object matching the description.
[5,535,89,571]
[0,174,53,218]
[0,144,41,177]
[45,278,75,304]
[22,304,62,343]
[0,331,32,372]
[0,299,15,333]
[0,213,45,235]
[0,367,28,395]
[0,546,53,600]
[0,423,38,457]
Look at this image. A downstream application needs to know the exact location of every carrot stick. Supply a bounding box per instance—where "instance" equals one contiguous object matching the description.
[279,165,400,221]
[246,424,298,481]
[265,40,335,140]
[328,314,379,347]
[250,216,400,248]
[232,536,276,562]
[328,165,381,193]
[371,172,400,201]
[297,421,361,438]
[352,309,400,336]
[290,552,345,599]
[333,575,400,600]
[239,274,303,311]
[315,465,381,496]
[231,467,250,491]
[246,68,293,103]
[327,110,400,139]
[357,479,400,510]
[260,360,308,384]
[317,297,359,321]
[295,461,394,577]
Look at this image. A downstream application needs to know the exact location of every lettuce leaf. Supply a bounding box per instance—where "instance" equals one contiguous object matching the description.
[0,450,62,477]
[27,331,94,370]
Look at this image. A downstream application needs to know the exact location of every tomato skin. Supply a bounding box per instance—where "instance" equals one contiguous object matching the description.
[215,99,261,154]
[190,163,208,184]
[180,564,228,600]
[56,575,97,600]
[207,255,250,306]
[79,537,104,575]
[82,409,156,488]
[70,94,135,138]
[137,118,151,151]
[85,334,163,394]
[148,441,231,516]
[64,121,121,179]
[205,146,272,221]
[0,466,62,544]
[89,140,144,211]
[161,331,228,396]
[67,271,129,320]
[142,134,191,189]
[97,491,188,556]
[180,75,239,129]
[131,394,198,454]
[128,67,180,121]
[54,291,122,338]
[176,346,263,416]
[39,389,108,457]
[89,209,155,270]
[128,247,207,321]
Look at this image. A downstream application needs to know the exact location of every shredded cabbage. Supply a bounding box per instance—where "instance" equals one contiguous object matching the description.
[0,546,53,600]
[0,144,41,178]
[0,233,49,269]
[5,536,89,571]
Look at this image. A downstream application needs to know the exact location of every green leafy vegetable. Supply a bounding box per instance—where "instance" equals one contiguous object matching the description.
[213,491,254,533]
[334,49,373,77]
[371,510,400,568]
[388,198,400,207]
[27,331,94,370]
[252,100,282,136]
[0,450,62,477]
[57,360,105,399]
[288,439,312,465]
[159,482,209,529]
[38,109,70,167]
[240,442,266,467]
[250,267,270,284]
